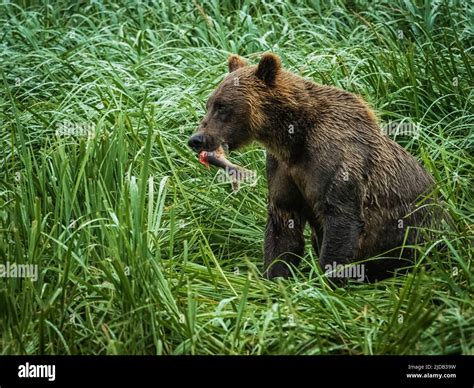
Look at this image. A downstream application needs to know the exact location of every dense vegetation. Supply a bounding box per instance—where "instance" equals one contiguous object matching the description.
[0,0,472,354]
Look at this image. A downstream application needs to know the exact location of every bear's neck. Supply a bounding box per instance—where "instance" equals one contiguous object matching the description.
[256,98,316,165]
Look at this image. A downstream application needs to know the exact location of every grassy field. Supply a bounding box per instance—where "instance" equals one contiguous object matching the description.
[0,0,472,355]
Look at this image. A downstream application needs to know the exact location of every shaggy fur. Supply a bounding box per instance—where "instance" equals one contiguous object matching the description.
[189,53,435,282]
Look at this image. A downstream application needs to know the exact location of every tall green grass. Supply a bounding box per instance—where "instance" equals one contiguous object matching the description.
[0,0,472,355]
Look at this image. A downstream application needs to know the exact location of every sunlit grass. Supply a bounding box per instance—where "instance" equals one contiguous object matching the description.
[0,0,472,355]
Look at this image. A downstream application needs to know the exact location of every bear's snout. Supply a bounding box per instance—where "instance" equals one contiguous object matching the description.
[188,133,206,151]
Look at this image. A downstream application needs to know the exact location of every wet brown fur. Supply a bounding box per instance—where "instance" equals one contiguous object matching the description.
[191,53,435,282]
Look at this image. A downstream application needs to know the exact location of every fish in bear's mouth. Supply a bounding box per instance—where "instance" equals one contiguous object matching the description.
[196,145,255,191]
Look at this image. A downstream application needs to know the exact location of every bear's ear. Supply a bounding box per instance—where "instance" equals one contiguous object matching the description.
[228,55,247,73]
[255,53,281,86]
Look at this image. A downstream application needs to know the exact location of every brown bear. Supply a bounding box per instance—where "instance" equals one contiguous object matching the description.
[188,53,435,282]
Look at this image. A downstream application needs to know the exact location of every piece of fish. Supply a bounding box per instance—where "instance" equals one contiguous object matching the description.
[198,147,254,191]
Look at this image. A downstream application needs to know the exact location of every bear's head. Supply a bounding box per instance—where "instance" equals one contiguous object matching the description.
[188,53,283,154]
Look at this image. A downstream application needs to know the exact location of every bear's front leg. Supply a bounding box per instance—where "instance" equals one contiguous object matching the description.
[319,189,365,283]
[264,206,306,279]
[319,214,363,267]
[316,161,367,284]
[263,154,307,279]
